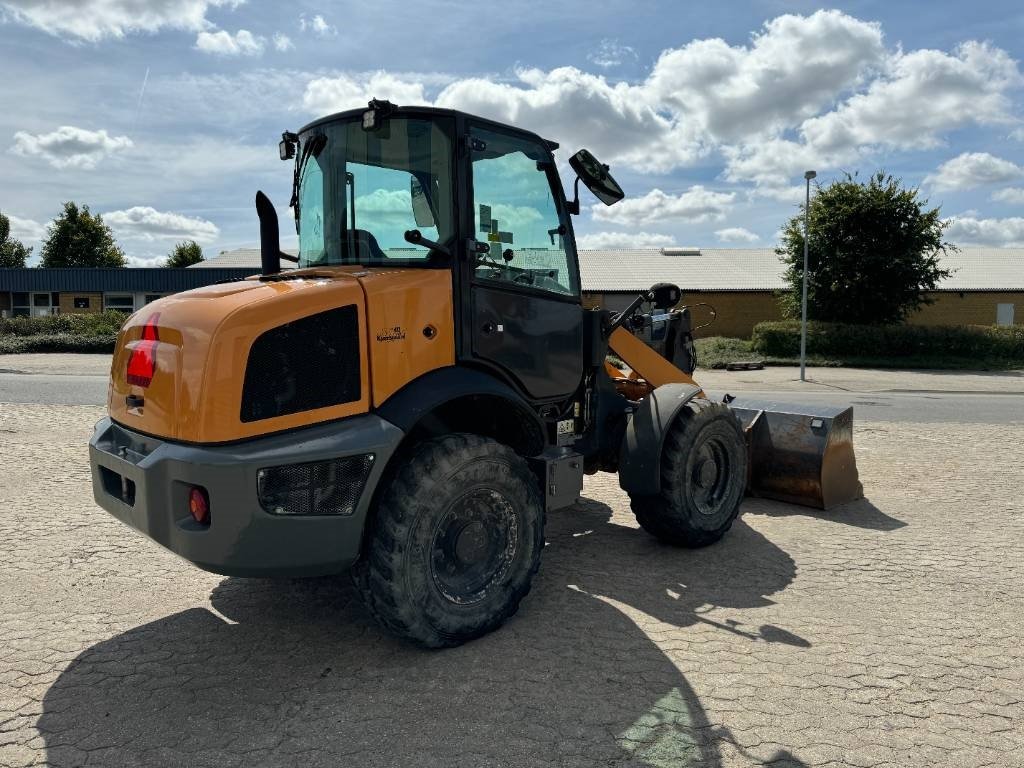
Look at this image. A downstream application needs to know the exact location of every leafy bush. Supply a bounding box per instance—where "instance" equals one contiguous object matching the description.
[0,310,128,338]
[0,334,116,354]
[694,337,760,369]
[752,320,1024,360]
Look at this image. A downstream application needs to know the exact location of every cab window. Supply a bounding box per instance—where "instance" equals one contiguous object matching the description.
[470,127,578,297]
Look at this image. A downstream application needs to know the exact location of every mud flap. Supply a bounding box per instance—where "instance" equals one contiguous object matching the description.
[726,398,863,510]
[618,382,703,496]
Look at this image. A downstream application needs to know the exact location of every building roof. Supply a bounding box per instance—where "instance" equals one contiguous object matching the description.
[577,247,1024,292]
[577,248,782,292]
[0,267,258,293]
[931,248,1024,291]
[193,246,1024,292]
[189,249,297,268]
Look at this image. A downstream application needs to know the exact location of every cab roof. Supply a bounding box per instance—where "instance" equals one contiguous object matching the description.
[296,104,560,152]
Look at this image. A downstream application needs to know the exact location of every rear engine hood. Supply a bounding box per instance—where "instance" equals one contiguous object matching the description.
[109,270,370,443]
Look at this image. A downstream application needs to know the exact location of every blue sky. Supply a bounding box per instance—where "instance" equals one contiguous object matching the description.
[1,1,1024,264]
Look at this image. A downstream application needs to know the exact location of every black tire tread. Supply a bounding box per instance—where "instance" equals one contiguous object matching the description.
[630,398,746,548]
[353,433,544,648]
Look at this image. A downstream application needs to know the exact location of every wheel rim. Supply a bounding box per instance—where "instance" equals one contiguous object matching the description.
[688,431,735,517]
[430,488,519,605]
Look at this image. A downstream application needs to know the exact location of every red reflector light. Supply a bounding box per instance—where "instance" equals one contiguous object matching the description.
[189,486,210,525]
[126,314,160,388]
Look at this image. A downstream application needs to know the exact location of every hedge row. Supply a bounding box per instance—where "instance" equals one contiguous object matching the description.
[0,334,117,354]
[0,310,128,338]
[751,320,1024,359]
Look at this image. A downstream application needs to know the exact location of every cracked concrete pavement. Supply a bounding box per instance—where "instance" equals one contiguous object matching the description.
[1,378,1023,766]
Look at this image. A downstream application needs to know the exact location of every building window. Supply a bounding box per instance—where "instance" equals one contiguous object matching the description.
[29,293,54,316]
[12,292,29,317]
[104,294,135,312]
[996,303,1015,326]
[143,294,164,305]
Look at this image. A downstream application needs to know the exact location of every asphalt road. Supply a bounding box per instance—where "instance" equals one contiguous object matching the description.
[704,388,1024,425]
[2,369,1022,424]
[0,372,108,406]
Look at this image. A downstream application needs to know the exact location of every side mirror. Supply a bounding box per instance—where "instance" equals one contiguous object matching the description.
[569,149,624,206]
[650,282,681,310]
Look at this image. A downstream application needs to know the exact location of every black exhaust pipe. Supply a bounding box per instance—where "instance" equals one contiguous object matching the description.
[255,190,281,276]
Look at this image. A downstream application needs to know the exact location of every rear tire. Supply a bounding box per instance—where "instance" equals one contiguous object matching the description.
[353,433,544,648]
[629,399,747,547]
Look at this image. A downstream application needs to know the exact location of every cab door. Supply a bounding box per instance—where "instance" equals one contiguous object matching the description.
[463,124,583,402]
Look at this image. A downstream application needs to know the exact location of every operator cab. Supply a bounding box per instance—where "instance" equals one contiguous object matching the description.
[265,100,626,405]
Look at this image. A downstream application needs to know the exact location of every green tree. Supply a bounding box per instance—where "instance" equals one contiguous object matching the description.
[0,211,32,268]
[777,172,953,325]
[165,240,204,268]
[40,202,126,268]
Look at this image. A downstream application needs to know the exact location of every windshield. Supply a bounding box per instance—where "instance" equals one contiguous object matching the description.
[295,116,455,268]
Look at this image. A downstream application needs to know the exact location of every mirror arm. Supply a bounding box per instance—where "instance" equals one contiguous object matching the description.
[566,177,581,215]
[606,290,654,337]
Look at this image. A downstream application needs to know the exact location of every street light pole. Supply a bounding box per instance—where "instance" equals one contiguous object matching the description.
[800,170,816,382]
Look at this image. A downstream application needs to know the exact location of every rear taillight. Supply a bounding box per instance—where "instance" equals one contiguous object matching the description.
[126,314,160,388]
[188,486,210,525]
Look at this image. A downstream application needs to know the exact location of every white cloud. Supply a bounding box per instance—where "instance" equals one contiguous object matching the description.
[730,42,1024,189]
[0,0,240,41]
[801,43,1020,155]
[648,10,886,143]
[592,187,735,226]
[305,67,696,172]
[5,213,45,243]
[303,72,428,113]
[104,206,219,243]
[125,255,167,267]
[1011,127,1024,142]
[298,12,1023,187]
[273,32,293,52]
[587,39,638,69]
[10,125,132,169]
[947,216,1024,246]
[299,13,335,36]
[195,29,265,57]
[925,152,1024,191]
[440,69,699,173]
[723,139,840,188]
[715,227,759,243]
[746,184,808,203]
[991,187,1024,205]
[575,231,675,249]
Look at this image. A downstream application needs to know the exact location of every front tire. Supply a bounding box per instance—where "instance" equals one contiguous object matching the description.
[354,433,545,648]
[629,399,747,547]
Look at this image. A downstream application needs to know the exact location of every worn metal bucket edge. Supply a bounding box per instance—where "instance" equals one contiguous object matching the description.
[725,397,863,511]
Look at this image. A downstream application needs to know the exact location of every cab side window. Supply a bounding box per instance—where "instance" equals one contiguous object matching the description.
[470,127,578,297]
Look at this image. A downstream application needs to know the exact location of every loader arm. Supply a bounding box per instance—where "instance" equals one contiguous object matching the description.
[608,326,705,397]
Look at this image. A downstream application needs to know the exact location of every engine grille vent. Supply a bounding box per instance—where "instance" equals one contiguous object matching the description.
[257,455,374,516]
[241,305,360,422]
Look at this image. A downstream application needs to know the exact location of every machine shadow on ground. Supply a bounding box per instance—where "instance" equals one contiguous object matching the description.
[40,501,813,768]
[744,496,906,532]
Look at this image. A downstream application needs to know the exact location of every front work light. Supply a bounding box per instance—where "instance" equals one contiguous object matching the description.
[361,98,395,133]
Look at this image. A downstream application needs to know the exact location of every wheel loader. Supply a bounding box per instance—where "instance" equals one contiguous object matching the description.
[89,101,861,647]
